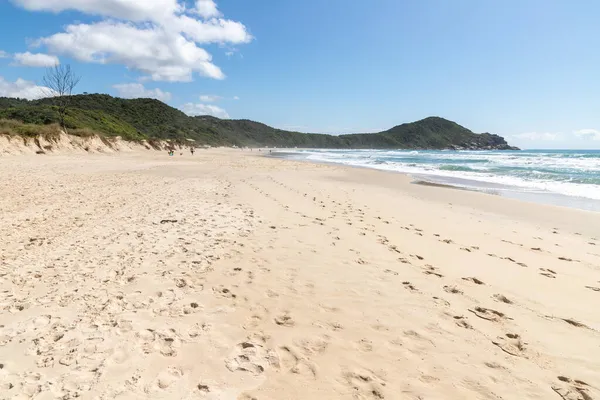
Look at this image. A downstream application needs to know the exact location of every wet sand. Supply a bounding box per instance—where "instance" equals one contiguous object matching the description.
[1,149,599,399]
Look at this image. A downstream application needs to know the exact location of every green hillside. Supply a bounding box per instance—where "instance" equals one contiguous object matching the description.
[0,94,518,149]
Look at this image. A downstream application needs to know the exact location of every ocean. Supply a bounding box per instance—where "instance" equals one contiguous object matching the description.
[277,149,600,212]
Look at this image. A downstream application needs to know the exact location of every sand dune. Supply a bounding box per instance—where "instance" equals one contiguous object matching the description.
[1,150,599,399]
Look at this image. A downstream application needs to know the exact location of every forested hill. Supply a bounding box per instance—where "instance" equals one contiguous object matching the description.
[0,94,518,150]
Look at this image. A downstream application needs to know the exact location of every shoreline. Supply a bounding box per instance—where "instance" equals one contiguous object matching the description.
[265,150,600,237]
[269,150,600,213]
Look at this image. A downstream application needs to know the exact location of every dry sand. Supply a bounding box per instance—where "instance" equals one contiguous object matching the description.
[1,149,599,400]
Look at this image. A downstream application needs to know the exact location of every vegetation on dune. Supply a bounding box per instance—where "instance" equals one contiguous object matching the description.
[0,119,103,139]
[0,119,61,138]
[0,94,518,149]
[0,105,144,141]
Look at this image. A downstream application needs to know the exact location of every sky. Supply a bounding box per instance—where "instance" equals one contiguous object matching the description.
[0,0,599,149]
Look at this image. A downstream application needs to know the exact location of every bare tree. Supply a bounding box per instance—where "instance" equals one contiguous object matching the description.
[42,64,80,130]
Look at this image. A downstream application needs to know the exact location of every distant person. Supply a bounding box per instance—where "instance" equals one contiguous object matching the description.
[191,147,195,155]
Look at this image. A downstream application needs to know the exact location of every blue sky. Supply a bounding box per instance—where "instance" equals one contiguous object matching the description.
[1,0,599,149]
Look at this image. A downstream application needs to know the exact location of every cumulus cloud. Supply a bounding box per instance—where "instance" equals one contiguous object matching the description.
[37,22,224,81]
[0,50,9,58]
[199,94,222,102]
[233,96,240,100]
[13,0,252,82]
[0,76,54,99]
[170,15,250,44]
[11,0,182,22]
[193,0,221,18]
[113,83,172,102]
[13,52,59,67]
[573,129,600,141]
[512,132,562,141]
[180,103,229,118]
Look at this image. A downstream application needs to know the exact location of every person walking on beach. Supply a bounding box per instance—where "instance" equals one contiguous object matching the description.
[190,147,195,156]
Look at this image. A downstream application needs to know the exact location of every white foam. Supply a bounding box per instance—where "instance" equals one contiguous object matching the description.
[289,149,600,201]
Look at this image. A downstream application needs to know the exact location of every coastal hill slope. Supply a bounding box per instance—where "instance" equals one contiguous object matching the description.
[0,94,518,149]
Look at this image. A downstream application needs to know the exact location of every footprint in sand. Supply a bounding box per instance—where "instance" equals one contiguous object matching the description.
[558,256,577,262]
[342,368,387,399]
[433,296,451,307]
[552,376,598,400]
[468,307,510,322]
[296,336,330,356]
[155,367,184,391]
[402,282,419,292]
[560,318,590,330]
[540,268,557,278]
[225,341,278,376]
[493,294,513,304]
[212,285,236,299]
[238,393,258,400]
[277,346,317,378]
[357,338,373,352]
[187,322,211,339]
[453,316,473,329]
[388,245,402,254]
[423,265,443,278]
[135,329,180,357]
[443,286,463,294]
[462,277,485,285]
[585,286,600,292]
[377,236,389,245]
[492,333,526,357]
[274,313,295,327]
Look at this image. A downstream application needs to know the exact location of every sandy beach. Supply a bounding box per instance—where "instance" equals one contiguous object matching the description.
[1,149,599,400]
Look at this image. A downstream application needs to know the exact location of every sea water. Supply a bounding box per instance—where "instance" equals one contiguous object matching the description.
[278,149,600,212]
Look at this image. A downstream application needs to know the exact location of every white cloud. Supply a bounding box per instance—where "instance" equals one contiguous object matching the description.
[233,95,240,100]
[113,83,172,102]
[0,76,54,99]
[11,0,182,22]
[193,0,221,18]
[573,129,600,141]
[14,0,252,82]
[199,94,221,102]
[180,102,229,118]
[512,132,562,141]
[37,21,224,81]
[13,52,59,67]
[0,50,9,58]
[168,14,251,44]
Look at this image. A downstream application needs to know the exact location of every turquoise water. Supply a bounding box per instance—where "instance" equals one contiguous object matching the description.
[280,149,600,211]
